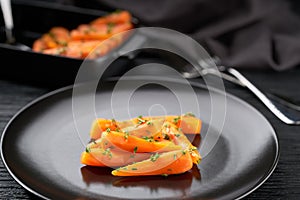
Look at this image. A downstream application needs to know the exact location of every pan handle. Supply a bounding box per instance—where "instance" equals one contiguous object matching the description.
[114,30,148,60]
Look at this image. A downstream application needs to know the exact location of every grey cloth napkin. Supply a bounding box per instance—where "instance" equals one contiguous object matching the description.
[70,0,300,71]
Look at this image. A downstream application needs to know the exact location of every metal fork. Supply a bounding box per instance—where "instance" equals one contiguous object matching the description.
[180,57,300,125]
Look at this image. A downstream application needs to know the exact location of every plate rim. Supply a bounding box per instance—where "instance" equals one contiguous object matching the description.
[0,79,280,200]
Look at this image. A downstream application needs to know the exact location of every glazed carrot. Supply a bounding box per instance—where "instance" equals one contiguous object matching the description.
[162,122,201,164]
[80,148,150,167]
[90,114,202,140]
[82,112,202,176]
[111,149,193,176]
[101,131,182,153]
[121,118,165,138]
[179,115,202,134]
[89,118,119,140]
[131,114,201,134]
[91,11,132,25]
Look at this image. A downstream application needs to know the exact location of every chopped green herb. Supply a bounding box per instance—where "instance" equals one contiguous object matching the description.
[161,174,168,177]
[173,154,177,160]
[85,147,91,153]
[138,115,143,119]
[177,127,182,132]
[124,131,129,140]
[106,128,111,133]
[131,167,138,170]
[142,136,154,142]
[106,22,115,34]
[117,166,127,171]
[102,148,112,158]
[184,112,195,117]
[165,134,171,140]
[147,121,153,126]
[175,134,181,137]
[150,153,160,162]
[137,118,145,124]
[173,116,180,124]
[133,146,138,154]
[182,150,187,155]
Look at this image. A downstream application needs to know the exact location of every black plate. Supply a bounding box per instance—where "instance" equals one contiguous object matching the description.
[0,0,141,87]
[0,79,279,200]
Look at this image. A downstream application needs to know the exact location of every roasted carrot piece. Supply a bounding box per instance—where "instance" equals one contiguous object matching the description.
[32,39,47,52]
[48,27,70,45]
[32,27,70,52]
[70,23,133,41]
[80,148,150,167]
[111,149,193,176]
[91,11,132,25]
[102,131,182,153]
[70,30,110,41]
[111,23,133,34]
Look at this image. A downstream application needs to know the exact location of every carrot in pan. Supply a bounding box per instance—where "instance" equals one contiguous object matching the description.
[32,10,134,59]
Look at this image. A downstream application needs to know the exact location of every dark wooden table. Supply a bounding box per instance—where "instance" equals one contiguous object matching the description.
[0,58,300,199]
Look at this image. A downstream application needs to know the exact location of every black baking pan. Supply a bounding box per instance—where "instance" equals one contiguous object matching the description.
[0,0,142,88]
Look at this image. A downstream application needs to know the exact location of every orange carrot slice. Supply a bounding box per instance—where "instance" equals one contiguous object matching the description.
[90,114,201,140]
[162,122,202,164]
[111,149,193,176]
[80,148,150,167]
[89,118,119,140]
[121,118,165,138]
[102,131,182,153]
